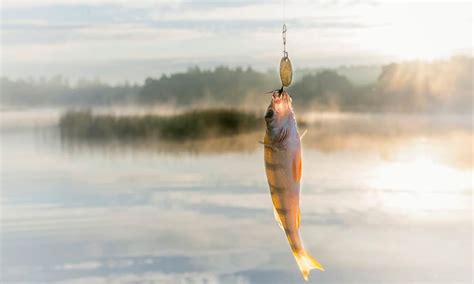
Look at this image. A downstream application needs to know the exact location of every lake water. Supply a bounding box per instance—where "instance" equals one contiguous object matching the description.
[1,110,472,284]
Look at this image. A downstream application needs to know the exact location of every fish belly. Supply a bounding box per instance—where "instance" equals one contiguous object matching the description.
[264,143,303,252]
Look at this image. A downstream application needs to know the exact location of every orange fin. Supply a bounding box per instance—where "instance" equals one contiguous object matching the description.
[294,250,324,281]
[297,208,300,229]
[292,151,302,182]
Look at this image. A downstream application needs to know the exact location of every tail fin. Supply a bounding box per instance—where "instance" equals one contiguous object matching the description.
[294,250,324,281]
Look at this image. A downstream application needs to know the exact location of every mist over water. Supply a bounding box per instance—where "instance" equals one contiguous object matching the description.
[1,109,471,284]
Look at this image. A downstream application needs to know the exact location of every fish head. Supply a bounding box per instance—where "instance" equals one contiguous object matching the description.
[265,90,293,130]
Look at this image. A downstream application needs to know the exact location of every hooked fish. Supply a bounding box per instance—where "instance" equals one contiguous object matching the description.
[262,91,324,281]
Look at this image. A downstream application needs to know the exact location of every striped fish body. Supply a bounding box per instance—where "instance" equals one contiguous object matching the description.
[263,91,323,281]
[264,122,303,249]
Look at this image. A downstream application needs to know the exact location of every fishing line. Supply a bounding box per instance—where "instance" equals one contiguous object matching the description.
[279,0,292,93]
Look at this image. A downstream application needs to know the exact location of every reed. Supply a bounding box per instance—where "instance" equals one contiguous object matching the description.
[59,109,263,140]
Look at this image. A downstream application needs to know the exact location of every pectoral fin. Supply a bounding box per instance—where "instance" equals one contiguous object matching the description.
[259,141,280,151]
[299,129,308,140]
[273,207,284,230]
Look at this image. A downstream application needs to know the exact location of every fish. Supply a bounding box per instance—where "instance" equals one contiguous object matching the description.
[262,90,324,281]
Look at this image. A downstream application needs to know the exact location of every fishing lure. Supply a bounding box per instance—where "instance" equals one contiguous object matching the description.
[280,24,293,89]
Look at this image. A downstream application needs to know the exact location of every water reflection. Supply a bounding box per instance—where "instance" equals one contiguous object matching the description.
[1,112,472,283]
[59,113,472,169]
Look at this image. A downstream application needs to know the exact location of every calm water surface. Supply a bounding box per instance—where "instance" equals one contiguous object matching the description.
[1,111,472,283]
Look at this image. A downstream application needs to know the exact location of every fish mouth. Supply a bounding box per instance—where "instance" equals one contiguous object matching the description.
[271,89,292,102]
[271,91,290,110]
[271,91,284,106]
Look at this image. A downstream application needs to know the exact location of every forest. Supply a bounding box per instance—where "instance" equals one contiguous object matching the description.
[1,56,471,113]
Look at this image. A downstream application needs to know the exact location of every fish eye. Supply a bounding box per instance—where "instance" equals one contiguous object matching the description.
[265,109,274,119]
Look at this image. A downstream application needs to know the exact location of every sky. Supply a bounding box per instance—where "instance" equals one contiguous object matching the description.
[1,0,472,83]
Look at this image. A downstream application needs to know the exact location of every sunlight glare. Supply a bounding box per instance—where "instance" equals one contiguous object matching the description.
[368,139,471,212]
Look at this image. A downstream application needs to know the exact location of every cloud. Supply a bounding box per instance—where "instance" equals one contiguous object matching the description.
[1,0,177,9]
[1,1,471,82]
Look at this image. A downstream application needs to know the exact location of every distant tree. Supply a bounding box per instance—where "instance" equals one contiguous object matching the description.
[138,66,278,106]
[290,70,356,110]
[1,57,472,113]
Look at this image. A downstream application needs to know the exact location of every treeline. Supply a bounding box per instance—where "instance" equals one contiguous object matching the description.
[289,56,472,112]
[139,66,277,107]
[1,56,472,112]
